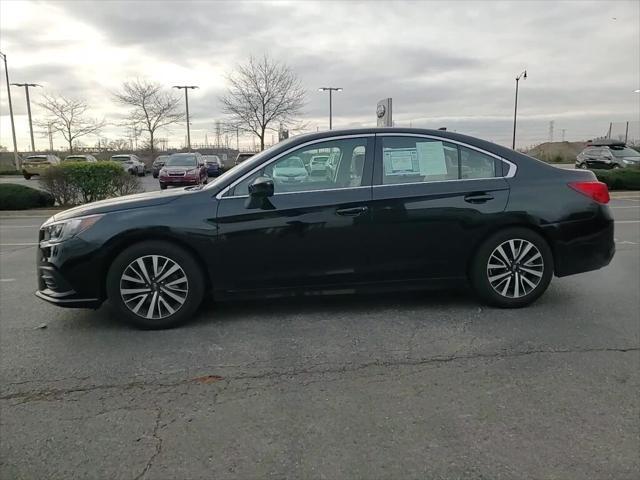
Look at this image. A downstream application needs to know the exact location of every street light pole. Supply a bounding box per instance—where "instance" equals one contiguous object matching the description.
[0,51,20,169]
[318,87,342,130]
[11,83,41,152]
[512,70,527,150]
[173,85,198,151]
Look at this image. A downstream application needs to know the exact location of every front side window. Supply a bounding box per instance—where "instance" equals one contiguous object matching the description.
[230,137,368,196]
[380,137,459,185]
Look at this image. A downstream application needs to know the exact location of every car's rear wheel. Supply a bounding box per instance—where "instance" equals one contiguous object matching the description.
[470,228,553,308]
[160,184,167,190]
[106,241,204,329]
[23,172,31,180]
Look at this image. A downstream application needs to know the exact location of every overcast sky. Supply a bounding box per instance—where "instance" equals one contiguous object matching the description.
[1,0,639,151]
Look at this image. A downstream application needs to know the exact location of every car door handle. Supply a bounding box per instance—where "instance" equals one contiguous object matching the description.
[464,193,494,204]
[336,206,369,216]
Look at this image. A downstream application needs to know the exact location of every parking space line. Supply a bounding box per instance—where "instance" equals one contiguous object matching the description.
[615,220,640,224]
[0,243,38,246]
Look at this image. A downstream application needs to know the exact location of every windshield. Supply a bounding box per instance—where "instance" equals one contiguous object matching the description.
[111,156,131,162]
[610,147,640,157]
[26,156,48,161]
[166,155,197,167]
[65,156,86,161]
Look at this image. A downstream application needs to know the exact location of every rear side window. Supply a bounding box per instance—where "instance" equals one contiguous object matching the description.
[459,146,498,179]
[379,137,499,185]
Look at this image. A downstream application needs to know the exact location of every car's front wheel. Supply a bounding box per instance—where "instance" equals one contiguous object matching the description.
[470,228,553,308]
[106,241,205,329]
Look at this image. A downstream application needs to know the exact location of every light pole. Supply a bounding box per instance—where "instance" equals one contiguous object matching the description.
[0,51,20,169]
[173,85,198,150]
[512,70,527,150]
[11,82,41,152]
[319,87,342,130]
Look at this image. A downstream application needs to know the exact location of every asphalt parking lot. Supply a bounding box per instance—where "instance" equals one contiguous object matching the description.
[0,193,638,479]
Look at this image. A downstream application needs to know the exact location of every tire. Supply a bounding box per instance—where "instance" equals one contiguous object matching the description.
[138,168,146,177]
[470,227,553,308]
[160,184,167,190]
[106,241,205,329]
[23,173,32,180]
[153,173,158,179]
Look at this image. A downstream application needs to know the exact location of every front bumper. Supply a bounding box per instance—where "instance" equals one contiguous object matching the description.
[159,177,200,186]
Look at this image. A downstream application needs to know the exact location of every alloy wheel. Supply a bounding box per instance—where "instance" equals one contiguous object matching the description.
[120,255,189,319]
[486,239,544,299]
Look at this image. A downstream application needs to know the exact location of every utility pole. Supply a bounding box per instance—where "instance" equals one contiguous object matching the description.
[0,51,20,169]
[561,129,566,142]
[318,87,342,130]
[607,122,612,139]
[512,70,527,149]
[548,121,554,143]
[624,121,629,144]
[11,83,41,152]
[173,85,198,151]
[236,126,239,151]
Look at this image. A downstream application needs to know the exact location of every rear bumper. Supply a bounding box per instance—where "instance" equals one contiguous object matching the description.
[549,216,615,277]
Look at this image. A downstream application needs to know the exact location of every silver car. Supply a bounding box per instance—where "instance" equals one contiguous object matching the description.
[576,142,640,170]
[110,154,146,176]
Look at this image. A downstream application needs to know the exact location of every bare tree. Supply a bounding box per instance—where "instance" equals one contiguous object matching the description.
[37,93,105,153]
[220,55,305,151]
[114,79,183,154]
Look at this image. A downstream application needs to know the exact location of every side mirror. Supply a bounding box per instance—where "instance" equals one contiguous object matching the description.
[248,176,274,197]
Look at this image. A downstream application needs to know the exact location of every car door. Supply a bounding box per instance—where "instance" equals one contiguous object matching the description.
[365,133,511,283]
[214,135,374,292]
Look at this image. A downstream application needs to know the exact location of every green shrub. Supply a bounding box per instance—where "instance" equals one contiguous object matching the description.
[0,183,55,210]
[593,167,640,190]
[0,169,21,175]
[39,162,142,206]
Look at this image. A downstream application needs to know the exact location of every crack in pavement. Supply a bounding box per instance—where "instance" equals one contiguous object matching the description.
[133,407,163,480]
[2,345,638,405]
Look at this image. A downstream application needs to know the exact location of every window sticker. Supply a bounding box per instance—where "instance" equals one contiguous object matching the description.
[416,141,448,176]
[383,148,419,176]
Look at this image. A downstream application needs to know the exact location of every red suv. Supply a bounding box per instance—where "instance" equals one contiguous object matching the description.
[158,153,208,189]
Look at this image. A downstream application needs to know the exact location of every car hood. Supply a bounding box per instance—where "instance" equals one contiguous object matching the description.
[52,188,194,221]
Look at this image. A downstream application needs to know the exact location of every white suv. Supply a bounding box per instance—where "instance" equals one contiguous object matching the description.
[110,154,146,176]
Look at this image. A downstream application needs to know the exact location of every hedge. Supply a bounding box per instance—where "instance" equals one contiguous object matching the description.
[0,183,55,210]
[592,167,640,191]
[39,161,142,206]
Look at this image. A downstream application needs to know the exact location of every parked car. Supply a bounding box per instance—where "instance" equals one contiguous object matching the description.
[203,155,223,177]
[272,156,309,184]
[63,154,98,163]
[21,154,61,179]
[576,141,640,170]
[152,155,170,178]
[35,128,614,329]
[308,155,330,176]
[234,152,256,166]
[158,152,207,190]
[110,154,145,176]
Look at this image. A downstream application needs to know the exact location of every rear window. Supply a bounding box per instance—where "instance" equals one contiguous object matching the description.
[111,156,131,161]
[26,156,48,162]
[609,146,640,157]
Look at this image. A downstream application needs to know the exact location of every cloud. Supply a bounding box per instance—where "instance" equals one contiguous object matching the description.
[1,0,638,150]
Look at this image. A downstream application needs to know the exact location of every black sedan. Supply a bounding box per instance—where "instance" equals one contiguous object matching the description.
[35,128,614,329]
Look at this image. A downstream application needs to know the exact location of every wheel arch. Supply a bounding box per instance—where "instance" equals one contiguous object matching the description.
[466,221,556,278]
[99,231,212,300]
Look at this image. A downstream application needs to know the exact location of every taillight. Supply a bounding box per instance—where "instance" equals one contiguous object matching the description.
[568,181,610,204]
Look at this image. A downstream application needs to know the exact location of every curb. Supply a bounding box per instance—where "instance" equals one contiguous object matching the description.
[0,209,64,218]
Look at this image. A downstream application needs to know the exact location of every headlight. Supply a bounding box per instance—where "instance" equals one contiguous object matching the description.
[41,214,103,244]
